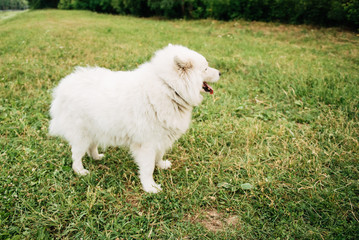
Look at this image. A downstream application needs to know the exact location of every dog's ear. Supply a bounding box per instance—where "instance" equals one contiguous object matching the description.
[174,56,193,73]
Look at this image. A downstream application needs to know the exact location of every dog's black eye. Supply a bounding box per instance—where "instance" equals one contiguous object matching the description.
[205,68,208,71]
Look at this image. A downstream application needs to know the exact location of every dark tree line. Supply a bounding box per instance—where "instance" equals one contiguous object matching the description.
[27,0,359,29]
[1,0,29,10]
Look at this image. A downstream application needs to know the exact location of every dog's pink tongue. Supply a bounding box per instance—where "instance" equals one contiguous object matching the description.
[203,82,214,94]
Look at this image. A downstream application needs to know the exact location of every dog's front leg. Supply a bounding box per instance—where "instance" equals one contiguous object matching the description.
[155,150,172,170]
[131,144,162,193]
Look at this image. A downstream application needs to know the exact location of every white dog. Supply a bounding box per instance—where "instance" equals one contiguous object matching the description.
[49,44,220,193]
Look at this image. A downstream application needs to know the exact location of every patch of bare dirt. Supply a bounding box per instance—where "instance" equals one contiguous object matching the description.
[188,209,240,232]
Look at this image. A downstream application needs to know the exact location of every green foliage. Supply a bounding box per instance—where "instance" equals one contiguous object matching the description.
[147,0,183,18]
[58,0,150,15]
[344,0,359,25]
[147,0,208,19]
[28,0,59,8]
[57,0,72,9]
[31,0,359,28]
[58,0,359,28]
[0,0,28,10]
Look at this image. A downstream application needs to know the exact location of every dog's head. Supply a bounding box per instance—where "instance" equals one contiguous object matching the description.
[152,44,221,106]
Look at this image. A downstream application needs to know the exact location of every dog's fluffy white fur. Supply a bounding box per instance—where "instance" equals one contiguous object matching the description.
[49,44,220,193]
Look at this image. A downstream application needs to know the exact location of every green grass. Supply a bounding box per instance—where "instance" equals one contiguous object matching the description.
[0,10,26,21]
[1,10,358,239]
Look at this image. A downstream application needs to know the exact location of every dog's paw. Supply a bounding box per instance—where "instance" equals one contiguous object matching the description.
[157,160,172,170]
[73,168,90,176]
[142,182,162,193]
[93,154,105,160]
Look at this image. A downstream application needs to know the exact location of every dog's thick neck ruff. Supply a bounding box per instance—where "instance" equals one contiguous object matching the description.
[159,77,192,111]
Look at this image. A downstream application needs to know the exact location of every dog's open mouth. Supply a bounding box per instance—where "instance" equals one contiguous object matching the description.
[202,82,213,94]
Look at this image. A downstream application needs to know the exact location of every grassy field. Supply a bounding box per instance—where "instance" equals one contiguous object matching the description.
[0,10,358,239]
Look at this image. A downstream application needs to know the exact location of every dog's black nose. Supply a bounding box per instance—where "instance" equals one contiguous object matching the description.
[219,72,222,76]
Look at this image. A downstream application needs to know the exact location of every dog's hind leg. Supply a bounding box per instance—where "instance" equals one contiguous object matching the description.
[71,143,90,176]
[131,144,162,193]
[155,150,172,170]
[88,143,104,160]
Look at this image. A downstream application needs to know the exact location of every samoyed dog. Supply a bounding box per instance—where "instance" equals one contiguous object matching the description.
[49,44,220,193]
